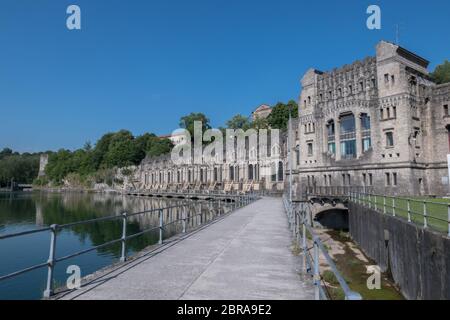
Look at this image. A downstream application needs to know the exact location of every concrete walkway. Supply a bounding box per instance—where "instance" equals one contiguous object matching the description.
[58,197,314,300]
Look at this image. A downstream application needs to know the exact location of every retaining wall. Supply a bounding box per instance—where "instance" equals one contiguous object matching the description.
[348,202,450,300]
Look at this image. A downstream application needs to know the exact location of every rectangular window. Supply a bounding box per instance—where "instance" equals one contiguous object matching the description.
[307,143,313,156]
[342,174,346,186]
[369,173,373,186]
[444,105,449,117]
[380,108,384,120]
[391,75,395,85]
[359,81,364,91]
[362,173,367,186]
[392,106,397,118]
[387,107,391,119]
[385,173,391,186]
[384,73,389,84]
[393,173,398,186]
[386,132,394,147]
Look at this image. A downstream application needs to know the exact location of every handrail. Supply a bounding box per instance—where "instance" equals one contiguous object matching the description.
[0,193,259,298]
[282,195,362,300]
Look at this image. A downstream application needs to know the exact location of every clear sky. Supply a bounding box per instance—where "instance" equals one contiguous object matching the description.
[0,0,449,152]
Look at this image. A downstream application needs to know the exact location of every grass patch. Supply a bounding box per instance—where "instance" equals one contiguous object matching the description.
[358,195,449,233]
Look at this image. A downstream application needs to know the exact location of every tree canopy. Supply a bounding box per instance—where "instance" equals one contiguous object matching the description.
[43,130,173,185]
[0,149,40,187]
[179,112,211,138]
[431,60,450,85]
[267,100,298,129]
[226,114,251,130]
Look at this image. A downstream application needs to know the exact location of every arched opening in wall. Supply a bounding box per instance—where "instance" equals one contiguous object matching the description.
[159,172,162,183]
[248,164,254,181]
[277,161,284,181]
[188,170,192,183]
[168,172,171,184]
[177,171,180,183]
[315,208,349,231]
[214,167,218,182]
[200,168,204,183]
[340,113,357,159]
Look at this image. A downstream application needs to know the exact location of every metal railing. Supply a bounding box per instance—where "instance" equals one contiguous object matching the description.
[348,191,450,236]
[283,196,362,300]
[307,185,450,236]
[0,193,258,298]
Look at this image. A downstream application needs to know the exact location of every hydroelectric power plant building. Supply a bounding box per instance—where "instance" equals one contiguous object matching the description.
[133,41,450,197]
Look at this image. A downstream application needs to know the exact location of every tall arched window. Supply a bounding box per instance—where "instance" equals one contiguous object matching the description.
[340,113,357,159]
[277,161,284,181]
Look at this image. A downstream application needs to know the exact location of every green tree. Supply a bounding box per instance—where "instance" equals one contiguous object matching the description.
[179,112,211,138]
[102,130,139,168]
[431,60,450,84]
[147,138,173,157]
[226,114,251,130]
[267,100,298,129]
[251,117,270,130]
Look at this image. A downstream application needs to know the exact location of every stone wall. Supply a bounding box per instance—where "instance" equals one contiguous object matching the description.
[348,202,450,300]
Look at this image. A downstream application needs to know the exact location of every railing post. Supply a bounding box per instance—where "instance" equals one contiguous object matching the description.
[159,209,163,244]
[423,201,428,229]
[407,199,412,223]
[43,224,58,298]
[182,207,187,233]
[313,240,320,300]
[120,212,128,262]
[302,222,307,274]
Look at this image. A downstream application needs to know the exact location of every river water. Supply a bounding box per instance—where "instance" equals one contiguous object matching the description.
[0,191,230,300]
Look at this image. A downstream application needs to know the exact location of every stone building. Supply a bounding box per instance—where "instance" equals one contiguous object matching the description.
[295,40,450,196]
[135,131,288,194]
[252,104,272,121]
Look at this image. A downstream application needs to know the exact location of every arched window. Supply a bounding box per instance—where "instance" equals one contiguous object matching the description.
[340,113,357,159]
[229,165,234,181]
[277,161,284,181]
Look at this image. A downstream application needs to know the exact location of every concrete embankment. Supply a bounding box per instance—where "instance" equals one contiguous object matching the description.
[348,202,450,300]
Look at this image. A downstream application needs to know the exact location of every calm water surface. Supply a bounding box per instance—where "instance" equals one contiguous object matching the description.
[0,191,229,300]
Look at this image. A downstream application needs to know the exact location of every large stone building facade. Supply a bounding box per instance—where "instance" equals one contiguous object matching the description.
[133,40,449,197]
[295,41,450,196]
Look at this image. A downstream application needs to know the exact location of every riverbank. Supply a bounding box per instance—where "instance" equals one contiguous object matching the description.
[317,229,404,300]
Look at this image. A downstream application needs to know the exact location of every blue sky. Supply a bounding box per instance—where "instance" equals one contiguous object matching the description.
[0,0,449,152]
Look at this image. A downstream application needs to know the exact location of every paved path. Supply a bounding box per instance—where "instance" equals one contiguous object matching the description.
[58,197,314,300]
